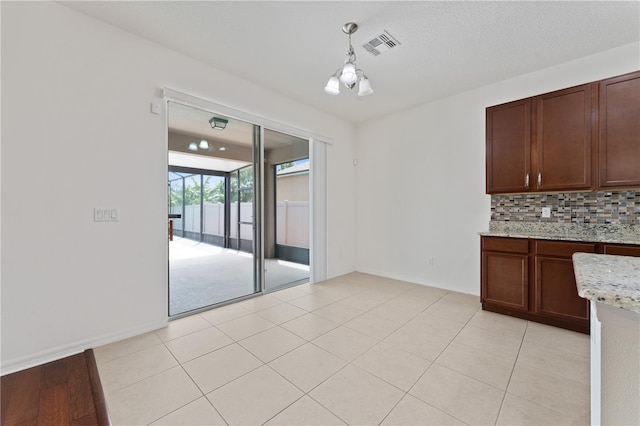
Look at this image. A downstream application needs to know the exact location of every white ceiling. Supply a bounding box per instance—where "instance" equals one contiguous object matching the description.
[61,1,639,123]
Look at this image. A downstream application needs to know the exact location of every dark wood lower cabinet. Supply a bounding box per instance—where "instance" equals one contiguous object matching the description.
[481,236,595,334]
[533,240,594,327]
[533,256,589,321]
[481,237,528,312]
[482,236,640,334]
[482,252,528,311]
[534,255,590,322]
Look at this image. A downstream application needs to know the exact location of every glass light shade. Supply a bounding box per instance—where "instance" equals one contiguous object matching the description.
[324,76,340,95]
[339,62,357,88]
[357,77,374,96]
[199,139,209,149]
[188,142,198,151]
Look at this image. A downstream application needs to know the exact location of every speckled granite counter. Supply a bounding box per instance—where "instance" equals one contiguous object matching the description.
[573,253,640,313]
[479,222,640,245]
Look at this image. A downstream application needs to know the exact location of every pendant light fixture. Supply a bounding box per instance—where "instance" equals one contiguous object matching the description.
[324,22,373,97]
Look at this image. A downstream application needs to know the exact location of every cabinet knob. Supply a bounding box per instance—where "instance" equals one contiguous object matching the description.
[538,173,542,186]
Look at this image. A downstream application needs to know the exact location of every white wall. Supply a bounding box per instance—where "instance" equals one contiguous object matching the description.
[355,42,640,295]
[0,2,356,374]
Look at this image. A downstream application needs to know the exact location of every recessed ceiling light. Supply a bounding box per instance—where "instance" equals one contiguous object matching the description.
[219,146,227,151]
[199,139,210,149]
[188,142,198,151]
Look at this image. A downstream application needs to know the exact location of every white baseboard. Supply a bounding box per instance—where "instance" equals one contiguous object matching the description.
[353,267,480,297]
[1,318,168,376]
[354,267,447,290]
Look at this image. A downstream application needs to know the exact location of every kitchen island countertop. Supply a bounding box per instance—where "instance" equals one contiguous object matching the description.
[572,252,640,313]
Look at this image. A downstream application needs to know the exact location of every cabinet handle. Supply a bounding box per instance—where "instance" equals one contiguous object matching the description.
[525,174,530,187]
[537,173,542,186]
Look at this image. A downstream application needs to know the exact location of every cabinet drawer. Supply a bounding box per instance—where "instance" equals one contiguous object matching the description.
[482,237,528,254]
[603,244,640,257]
[534,240,595,257]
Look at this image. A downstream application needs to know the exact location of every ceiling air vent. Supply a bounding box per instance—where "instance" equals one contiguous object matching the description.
[362,30,401,56]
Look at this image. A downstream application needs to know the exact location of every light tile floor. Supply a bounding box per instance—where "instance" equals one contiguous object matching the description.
[95,272,590,425]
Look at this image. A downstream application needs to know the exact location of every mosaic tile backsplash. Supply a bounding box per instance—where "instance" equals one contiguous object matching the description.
[491,190,640,224]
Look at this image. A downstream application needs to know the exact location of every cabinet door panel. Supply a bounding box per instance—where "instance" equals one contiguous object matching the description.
[599,71,640,188]
[535,84,594,190]
[534,256,588,321]
[482,251,528,311]
[486,99,531,193]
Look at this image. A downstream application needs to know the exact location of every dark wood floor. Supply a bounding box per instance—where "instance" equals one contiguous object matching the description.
[1,349,110,426]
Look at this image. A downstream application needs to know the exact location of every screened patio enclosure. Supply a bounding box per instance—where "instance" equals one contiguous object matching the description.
[168,165,254,253]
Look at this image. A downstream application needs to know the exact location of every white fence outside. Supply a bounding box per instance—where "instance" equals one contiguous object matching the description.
[171,202,309,248]
[276,201,309,248]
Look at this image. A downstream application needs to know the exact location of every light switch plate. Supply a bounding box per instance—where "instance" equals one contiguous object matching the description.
[94,208,119,222]
[541,207,551,218]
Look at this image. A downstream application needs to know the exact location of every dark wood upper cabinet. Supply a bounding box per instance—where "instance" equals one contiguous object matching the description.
[486,99,531,193]
[599,70,640,188]
[486,71,640,194]
[534,84,595,191]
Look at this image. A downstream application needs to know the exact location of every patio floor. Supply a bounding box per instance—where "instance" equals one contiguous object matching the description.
[169,237,310,316]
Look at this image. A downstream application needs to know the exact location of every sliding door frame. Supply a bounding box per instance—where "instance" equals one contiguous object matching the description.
[163,88,330,313]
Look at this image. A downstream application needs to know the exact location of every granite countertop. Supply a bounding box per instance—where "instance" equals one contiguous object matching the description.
[573,252,640,313]
[479,222,640,245]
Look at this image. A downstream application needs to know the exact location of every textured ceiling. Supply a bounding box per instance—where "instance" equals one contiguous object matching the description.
[61,1,639,123]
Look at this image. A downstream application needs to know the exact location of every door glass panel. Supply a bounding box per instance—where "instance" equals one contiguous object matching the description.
[167,101,260,317]
[264,129,310,291]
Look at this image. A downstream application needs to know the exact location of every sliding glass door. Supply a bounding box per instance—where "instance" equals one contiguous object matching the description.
[167,101,261,316]
[165,97,317,317]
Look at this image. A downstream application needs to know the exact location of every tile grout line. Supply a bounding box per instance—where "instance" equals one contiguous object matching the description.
[395,302,488,424]
[141,337,227,426]
[359,289,475,425]
[493,320,529,425]
[257,284,439,425]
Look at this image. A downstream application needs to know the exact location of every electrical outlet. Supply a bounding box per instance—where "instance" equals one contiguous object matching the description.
[541,207,551,218]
